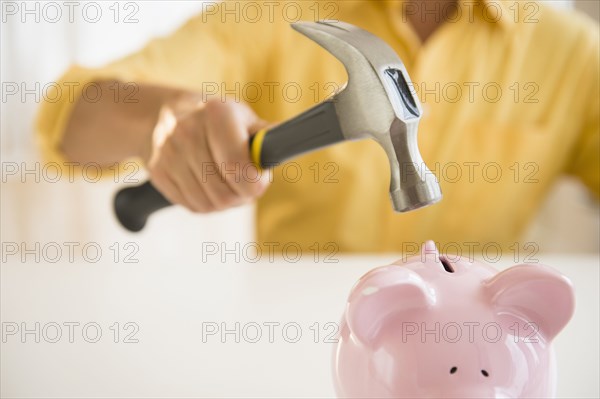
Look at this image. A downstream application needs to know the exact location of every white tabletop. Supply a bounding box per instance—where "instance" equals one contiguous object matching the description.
[1,252,598,398]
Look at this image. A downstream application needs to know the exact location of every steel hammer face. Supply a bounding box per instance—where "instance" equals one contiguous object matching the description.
[292,20,442,212]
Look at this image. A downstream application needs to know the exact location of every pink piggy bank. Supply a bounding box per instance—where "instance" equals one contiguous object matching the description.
[333,241,575,398]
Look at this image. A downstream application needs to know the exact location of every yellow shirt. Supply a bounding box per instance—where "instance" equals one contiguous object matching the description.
[36,0,599,252]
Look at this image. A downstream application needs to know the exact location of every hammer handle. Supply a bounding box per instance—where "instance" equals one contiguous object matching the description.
[114,100,344,232]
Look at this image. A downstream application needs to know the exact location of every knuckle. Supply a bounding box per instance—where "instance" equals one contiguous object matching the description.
[201,203,216,213]
[204,98,230,113]
[179,114,204,135]
[186,191,211,214]
[189,204,208,214]
[186,198,209,214]
[202,101,223,122]
[214,192,239,210]
[204,101,243,129]
[245,181,266,198]
[170,126,192,148]
[224,192,242,207]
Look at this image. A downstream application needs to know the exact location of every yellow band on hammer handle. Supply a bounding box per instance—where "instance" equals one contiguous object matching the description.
[249,128,268,169]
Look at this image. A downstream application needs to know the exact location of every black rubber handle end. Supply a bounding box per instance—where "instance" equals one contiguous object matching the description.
[113,181,172,232]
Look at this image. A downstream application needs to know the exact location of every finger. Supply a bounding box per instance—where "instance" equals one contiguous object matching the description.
[248,116,270,136]
[179,115,249,210]
[148,167,187,209]
[169,164,216,213]
[159,138,216,213]
[203,101,269,198]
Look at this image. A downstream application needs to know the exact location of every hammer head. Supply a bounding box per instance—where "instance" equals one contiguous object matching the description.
[292,21,442,212]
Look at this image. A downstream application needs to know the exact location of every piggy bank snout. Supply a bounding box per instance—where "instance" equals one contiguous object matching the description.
[424,367,516,399]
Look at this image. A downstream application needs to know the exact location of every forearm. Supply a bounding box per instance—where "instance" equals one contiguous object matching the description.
[60,80,189,166]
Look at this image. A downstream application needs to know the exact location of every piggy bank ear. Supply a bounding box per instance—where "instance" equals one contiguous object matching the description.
[346,266,435,348]
[485,264,575,341]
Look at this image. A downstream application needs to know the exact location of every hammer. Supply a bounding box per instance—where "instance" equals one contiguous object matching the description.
[114,20,442,232]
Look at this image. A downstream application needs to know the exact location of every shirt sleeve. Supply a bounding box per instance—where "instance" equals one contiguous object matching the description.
[566,22,600,200]
[35,7,278,163]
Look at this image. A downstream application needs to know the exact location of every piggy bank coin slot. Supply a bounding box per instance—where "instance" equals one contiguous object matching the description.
[440,256,454,273]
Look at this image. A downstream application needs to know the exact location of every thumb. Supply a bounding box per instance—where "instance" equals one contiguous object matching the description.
[248,117,270,136]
